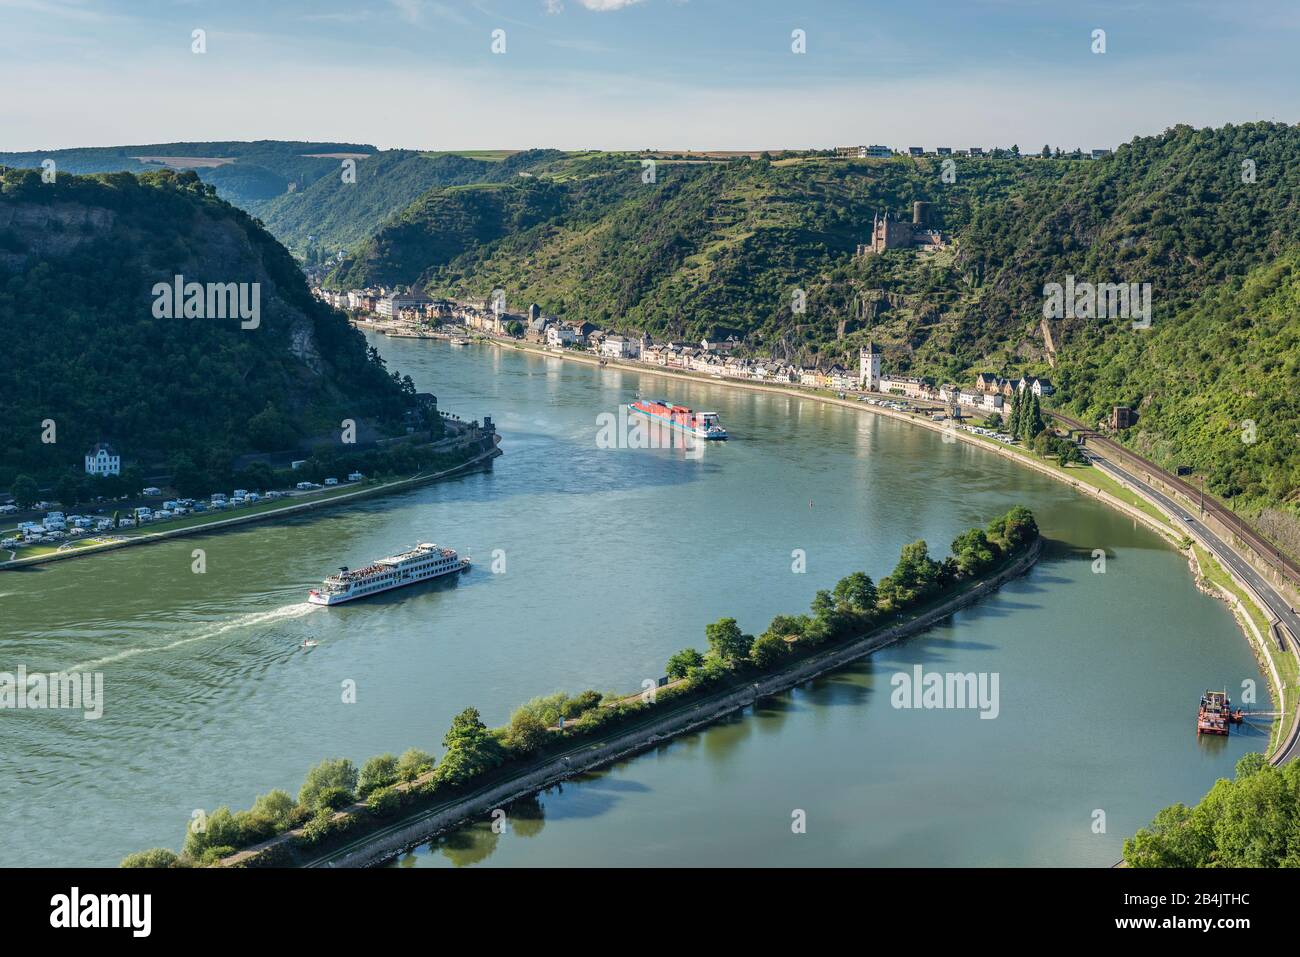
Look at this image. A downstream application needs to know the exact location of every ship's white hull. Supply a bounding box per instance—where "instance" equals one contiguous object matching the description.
[308,559,469,606]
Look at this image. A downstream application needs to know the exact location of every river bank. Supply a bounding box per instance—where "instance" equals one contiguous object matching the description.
[0,436,501,571]
[469,335,1291,751]
[223,534,1042,868]
[6,331,1264,867]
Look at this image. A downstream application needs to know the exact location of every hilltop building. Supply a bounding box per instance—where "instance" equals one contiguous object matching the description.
[857,203,948,255]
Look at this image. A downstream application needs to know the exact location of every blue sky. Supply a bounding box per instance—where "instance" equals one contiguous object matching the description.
[1,0,1296,151]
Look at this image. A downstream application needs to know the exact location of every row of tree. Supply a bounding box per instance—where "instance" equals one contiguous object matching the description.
[122,506,1039,868]
[666,506,1040,686]
[124,688,612,867]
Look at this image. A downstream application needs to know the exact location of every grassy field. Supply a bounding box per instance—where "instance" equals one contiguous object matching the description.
[420,149,516,162]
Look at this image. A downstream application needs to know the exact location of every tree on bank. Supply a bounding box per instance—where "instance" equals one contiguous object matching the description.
[1125,752,1300,867]
[298,758,359,811]
[705,617,753,664]
[10,474,39,508]
[667,647,704,679]
[749,632,790,669]
[436,707,505,786]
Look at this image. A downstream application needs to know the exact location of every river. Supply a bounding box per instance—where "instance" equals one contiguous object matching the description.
[0,335,1269,867]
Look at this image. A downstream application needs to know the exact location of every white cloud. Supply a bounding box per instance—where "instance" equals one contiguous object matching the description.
[544,0,564,13]
[577,0,646,11]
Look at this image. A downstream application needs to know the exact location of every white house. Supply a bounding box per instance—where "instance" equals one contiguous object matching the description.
[981,393,1004,410]
[546,324,577,348]
[84,443,121,477]
[879,375,933,399]
[830,366,857,390]
[376,292,432,319]
[599,335,640,359]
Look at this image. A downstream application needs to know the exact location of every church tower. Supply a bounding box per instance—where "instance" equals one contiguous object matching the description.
[859,342,881,390]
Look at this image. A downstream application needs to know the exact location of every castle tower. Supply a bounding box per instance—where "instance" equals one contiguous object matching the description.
[859,342,881,390]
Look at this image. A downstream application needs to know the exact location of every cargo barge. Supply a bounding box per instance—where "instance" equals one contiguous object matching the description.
[627,398,728,439]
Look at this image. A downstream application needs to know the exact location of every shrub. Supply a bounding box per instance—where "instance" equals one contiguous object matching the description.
[120,848,180,869]
[800,618,833,646]
[367,786,401,818]
[198,845,238,866]
[298,758,359,811]
[396,748,435,783]
[316,786,355,811]
[300,808,338,845]
[511,692,570,729]
[358,754,399,796]
[561,690,603,718]
[505,709,549,755]
[182,806,241,860]
[687,657,730,687]
[233,809,279,846]
[749,632,790,669]
[248,789,298,831]
[667,647,704,679]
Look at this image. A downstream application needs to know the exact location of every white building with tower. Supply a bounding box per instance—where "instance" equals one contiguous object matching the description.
[859,343,881,390]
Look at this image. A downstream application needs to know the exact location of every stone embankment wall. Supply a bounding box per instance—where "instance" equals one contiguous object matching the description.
[314,537,1042,868]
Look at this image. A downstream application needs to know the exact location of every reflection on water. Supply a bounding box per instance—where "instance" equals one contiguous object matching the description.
[0,336,1272,867]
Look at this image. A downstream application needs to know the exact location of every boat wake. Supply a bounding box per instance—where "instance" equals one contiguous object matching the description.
[69,601,320,671]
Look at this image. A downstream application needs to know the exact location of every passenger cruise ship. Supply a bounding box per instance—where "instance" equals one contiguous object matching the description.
[308,543,469,606]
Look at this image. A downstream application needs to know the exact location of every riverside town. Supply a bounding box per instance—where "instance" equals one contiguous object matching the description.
[2,0,1298,941]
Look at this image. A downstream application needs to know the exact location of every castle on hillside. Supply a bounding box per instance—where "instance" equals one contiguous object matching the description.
[856,203,948,256]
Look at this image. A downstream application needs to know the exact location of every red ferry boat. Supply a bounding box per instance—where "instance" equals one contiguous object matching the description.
[1197,690,1244,736]
[627,399,728,439]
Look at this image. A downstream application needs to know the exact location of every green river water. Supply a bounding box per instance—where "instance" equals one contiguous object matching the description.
[1,336,1269,867]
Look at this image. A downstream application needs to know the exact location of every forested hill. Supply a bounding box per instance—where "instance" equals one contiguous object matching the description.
[258,149,566,262]
[327,150,1067,332]
[0,166,414,485]
[322,125,1300,520]
[955,123,1300,513]
[0,141,377,207]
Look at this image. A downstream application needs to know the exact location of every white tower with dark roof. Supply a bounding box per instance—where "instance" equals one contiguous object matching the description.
[859,342,881,390]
